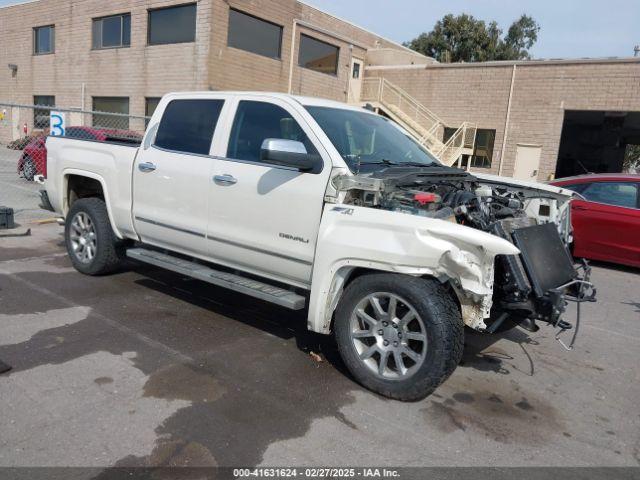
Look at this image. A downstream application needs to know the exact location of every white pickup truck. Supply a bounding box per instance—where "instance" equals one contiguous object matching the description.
[43,92,594,400]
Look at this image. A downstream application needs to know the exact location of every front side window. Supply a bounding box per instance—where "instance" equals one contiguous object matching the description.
[154,99,224,155]
[33,95,55,129]
[298,34,339,75]
[92,97,130,129]
[34,25,54,54]
[227,9,282,59]
[93,14,131,49]
[148,3,196,45]
[581,182,638,209]
[306,106,439,173]
[227,101,316,163]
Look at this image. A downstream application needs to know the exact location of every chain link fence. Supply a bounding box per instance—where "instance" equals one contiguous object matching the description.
[0,103,148,225]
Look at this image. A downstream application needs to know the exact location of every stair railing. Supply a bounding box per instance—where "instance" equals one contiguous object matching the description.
[361,78,444,137]
[434,122,477,167]
[360,77,477,167]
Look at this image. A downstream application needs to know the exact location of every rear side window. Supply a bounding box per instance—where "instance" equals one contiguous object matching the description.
[581,182,638,209]
[227,101,317,163]
[65,128,97,140]
[154,99,224,155]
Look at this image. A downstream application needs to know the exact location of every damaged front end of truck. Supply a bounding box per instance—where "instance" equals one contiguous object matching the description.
[330,166,596,347]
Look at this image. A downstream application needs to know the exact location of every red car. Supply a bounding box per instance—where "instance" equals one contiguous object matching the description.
[18,126,142,180]
[551,174,640,268]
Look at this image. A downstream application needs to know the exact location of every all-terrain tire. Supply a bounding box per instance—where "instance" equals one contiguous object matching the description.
[65,198,127,275]
[334,273,464,401]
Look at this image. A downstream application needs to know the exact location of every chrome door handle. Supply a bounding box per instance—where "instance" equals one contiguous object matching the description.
[138,162,156,173]
[213,174,237,186]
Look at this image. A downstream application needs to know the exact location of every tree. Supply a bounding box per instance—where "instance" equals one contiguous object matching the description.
[623,144,640,172]
[404,14,540,63]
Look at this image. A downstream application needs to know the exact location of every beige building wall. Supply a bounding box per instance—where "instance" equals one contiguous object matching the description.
[368,58,640,180]
[0,0,214,113]
[0,0,410,121]
[207,0,407,101]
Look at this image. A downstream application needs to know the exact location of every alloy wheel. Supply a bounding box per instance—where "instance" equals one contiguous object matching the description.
[349,292,428,380]
[69,212,98,264]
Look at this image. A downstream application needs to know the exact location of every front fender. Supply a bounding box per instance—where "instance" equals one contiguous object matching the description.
[307,204,519,333]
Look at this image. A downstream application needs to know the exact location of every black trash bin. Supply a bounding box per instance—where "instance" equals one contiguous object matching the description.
[0,206,15,229]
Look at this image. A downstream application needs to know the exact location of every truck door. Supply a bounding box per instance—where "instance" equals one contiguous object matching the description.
[132,97,225,257]
[206,97,331,287]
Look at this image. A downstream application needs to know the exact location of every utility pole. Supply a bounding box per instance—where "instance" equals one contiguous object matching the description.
[635,45,640,57]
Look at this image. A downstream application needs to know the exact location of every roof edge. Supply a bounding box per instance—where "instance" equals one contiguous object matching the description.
[0,0,41,9]
[366,56,640,71]
[296,0,423,56]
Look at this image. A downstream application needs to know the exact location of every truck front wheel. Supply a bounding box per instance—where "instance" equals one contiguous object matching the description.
[334,274,463,401]
[65,198,126,275]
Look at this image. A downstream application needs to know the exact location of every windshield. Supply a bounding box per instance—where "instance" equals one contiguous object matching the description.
[305,106,440,173]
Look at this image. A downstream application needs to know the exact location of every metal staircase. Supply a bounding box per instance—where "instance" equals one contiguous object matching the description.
[358,77,477,167]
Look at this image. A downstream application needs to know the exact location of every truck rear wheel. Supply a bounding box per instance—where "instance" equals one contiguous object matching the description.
[334,274,463,401]
[65,198,126,275]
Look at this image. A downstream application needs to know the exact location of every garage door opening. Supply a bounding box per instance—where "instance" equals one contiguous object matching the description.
[555,110,640,179]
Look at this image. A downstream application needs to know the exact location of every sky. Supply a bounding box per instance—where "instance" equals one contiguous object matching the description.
[1,0,638,59]
[303,0,639,59]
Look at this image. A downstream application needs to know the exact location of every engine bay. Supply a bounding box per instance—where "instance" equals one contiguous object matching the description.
[333,166,596,337]
[334,167,553,233]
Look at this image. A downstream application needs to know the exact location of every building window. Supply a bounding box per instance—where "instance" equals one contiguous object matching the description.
[34,25,54,55]
[443,127,495,169]
[92,97,130,129]
[227,9,282,59]
[470,129,495,168]
[33,95,55,129]
[148,3,196,46]
[298,34,339,75]
[154,100,224,155]
[443,127,456,143]
[145,97,161,126]
[93,14,131,49]
[352,62,361,79]
[145,98,161,117]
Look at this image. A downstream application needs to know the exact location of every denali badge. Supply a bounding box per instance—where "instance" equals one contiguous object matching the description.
[332,206,354,215]
[279,233,309,244]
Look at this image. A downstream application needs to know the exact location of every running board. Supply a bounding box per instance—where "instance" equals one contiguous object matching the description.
[127,248,306,310]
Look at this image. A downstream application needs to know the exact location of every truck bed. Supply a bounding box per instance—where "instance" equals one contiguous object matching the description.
[44,136,140,239]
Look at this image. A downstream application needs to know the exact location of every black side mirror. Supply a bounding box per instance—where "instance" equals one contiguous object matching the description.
[260,139,320,172]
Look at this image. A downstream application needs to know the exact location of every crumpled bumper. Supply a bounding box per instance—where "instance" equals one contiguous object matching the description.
[547,260,597,350]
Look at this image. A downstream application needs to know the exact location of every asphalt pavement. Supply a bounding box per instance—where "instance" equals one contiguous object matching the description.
[1,222,639,470]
